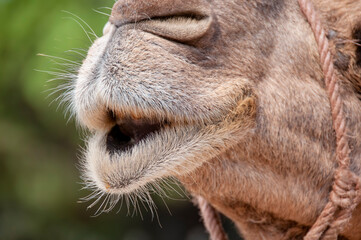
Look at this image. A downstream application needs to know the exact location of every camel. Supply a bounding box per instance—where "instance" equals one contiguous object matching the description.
[71,0,361,239]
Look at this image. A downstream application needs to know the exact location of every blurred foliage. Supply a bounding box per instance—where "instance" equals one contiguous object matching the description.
[0,0,240,239]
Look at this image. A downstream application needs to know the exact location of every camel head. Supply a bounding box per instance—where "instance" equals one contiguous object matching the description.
[72,0,361,239]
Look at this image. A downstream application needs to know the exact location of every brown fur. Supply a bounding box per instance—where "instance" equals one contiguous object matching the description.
[73,0,361,239]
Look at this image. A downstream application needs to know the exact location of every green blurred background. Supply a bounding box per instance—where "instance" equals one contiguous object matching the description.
[0,0,240,239]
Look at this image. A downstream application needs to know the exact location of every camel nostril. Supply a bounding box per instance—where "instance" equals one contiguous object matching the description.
[136,15,212,42]
[109,0,211,28]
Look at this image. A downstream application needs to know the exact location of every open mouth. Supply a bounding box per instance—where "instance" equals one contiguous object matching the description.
[106,118,167,154]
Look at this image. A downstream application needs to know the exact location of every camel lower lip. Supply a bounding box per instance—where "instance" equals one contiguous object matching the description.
[106,120,163,154]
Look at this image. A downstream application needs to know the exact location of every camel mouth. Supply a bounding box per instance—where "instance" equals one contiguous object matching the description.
[106,118,168,154]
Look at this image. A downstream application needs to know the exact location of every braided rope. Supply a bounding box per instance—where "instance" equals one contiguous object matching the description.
[297,0,361,239]
[195,195,228,240]
[196,1,361,239]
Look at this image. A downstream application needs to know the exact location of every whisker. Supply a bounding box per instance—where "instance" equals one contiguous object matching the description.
[93,9,111,17]
[109,195,120,211]
[45,77,66,83]
[65,49,86,58]
[98,6,112,10]
[94,193,110,216]
[38,53,80,65]
[144,191,156,220]
[135,196,144,220]
[125,194,131,215]
[80,190,103,203]
[47,85,72,99]
[87,192,105,209]
[71,48,88,53]
[117,196,124,214]
[62,10,99,39]
[63,16,94,44]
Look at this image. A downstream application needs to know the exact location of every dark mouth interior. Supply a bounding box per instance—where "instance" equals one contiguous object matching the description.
[106,119,163,154]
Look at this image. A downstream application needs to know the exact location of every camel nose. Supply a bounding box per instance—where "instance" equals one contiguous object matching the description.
[109,0,211,27]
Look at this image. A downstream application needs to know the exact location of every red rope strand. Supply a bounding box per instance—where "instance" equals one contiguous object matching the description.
[297,0,361,239]
[196,1,361,239]
[195,196,228,240]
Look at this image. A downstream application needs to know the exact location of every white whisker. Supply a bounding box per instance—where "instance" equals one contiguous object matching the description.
[38,53,80,65]
[93,9,111,17]
[63,16,94,44]
[62,10,99,39]
[88,192,105,209]
[98,7,112,10]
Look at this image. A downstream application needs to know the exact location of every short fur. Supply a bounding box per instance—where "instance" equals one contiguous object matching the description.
[73,0,361,239]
